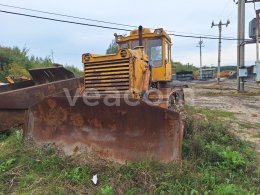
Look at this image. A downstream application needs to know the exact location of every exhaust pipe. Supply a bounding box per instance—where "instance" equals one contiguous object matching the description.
[138,25,143,46]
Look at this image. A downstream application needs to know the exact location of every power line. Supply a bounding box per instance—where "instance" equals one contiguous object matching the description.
[218,0,232,20]
[168,30,237,40]
[0,9,249,41]
[226,7,236,20]
[167,29,220,38]
[0,2,238,40]
[0,3,137,28]
[169,33,220,40]
[168,33,249,41]
[0,10,131,32]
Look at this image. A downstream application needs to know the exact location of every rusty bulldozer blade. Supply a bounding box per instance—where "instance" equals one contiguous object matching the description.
[0,77,83,133]
[25,96,183,163]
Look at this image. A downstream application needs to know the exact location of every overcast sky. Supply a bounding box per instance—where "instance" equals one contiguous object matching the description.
[0,0,260,69]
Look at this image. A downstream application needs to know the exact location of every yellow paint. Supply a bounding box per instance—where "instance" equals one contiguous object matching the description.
[116,28,172,82]
[85,66,129,73]
[85,76,129,83]
[82,28,173,99]
[85,71,129,76]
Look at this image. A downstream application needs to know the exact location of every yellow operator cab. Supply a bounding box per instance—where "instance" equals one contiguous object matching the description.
[115,28,172,83]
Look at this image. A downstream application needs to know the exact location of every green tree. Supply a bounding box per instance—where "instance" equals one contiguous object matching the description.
[0,46,53,82]
[65,65,83,77]
[106,39,118,54]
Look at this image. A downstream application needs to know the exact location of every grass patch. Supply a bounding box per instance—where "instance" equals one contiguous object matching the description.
[185,105,235,121]
[237,121,260,130]
[252,132,260,138]
[238,121,256,129]
[0,107,259,194]
[256,123,260,129]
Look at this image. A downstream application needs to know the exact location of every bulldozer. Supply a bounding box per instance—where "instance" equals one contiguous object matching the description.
[0,26,184,163]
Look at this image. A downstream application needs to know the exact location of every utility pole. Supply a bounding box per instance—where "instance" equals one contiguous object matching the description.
[197,37,205,80]
[236,0,260,92]
[211,20,230,84]
[51,50,54,64]
[237,0,245,92]
[256,9,260,82]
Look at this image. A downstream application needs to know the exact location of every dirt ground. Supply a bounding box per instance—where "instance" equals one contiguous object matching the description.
[184,79,260,159]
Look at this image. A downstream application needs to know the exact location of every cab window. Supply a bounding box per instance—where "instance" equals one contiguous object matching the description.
[147,38,162,67]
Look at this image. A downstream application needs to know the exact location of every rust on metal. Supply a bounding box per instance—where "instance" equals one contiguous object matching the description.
[26,96,183,163]
[0,80,34,93]
[0,66,83,132]
[29,67,75,84]
[0,77,83,109]
[0,110,26,132]
[0,60,185,163]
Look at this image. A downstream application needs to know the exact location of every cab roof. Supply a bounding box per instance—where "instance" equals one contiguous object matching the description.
[115,28,171,44]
